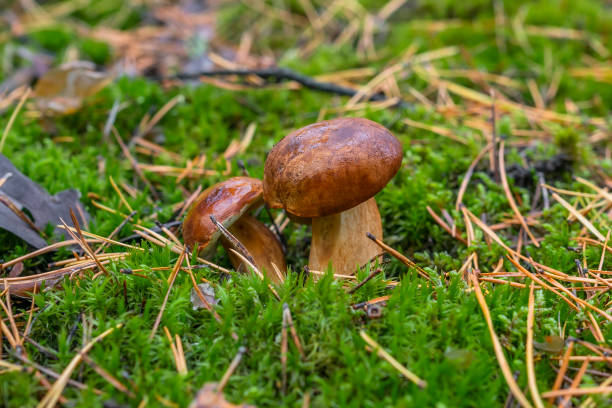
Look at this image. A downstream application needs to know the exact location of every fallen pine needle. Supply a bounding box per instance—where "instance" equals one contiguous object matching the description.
[149,250,186,339]
[550,193,605,241]
[366,233,431,281]
[526,283,544,408]
[228,249,281,301]
[499,141,539,247]
[540,385,612,398]
[469,272,534,408]
[360,330,426,388]
[560,358,589,407]
[581,376,612,408]
[0,87,31,153]
[456,143,493,210]
[37,324,122,408]
[548,340,573,404]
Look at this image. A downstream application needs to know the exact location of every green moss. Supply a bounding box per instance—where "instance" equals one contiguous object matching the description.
[0,0,610,407]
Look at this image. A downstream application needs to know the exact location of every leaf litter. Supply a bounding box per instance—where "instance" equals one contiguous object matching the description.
[0,154,89,248]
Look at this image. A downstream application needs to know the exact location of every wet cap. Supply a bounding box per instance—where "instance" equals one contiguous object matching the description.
[183,177,263,250]
[263,117,402,217]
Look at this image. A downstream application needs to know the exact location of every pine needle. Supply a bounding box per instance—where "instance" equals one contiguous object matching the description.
[37,324,121,408]
[469,272,534,408]
[360,330,426,388]
[526,283,544,408]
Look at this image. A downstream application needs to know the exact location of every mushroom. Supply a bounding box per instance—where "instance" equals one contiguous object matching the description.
[263,117,402,275]
[183,177,286,283]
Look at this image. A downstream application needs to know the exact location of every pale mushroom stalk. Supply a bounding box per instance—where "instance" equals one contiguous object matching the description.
[309,198,383,274]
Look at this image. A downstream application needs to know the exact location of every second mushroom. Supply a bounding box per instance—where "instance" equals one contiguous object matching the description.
[183,177,286,283]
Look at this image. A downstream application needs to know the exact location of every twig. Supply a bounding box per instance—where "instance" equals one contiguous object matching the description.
[163,327,187,376]
[209,215,258,268]
[581,376,612,408]
[598,230,610,271]
[22,284,38,339]
[490,91,500,182]
[426,206,468,244]
[109,176,133,213]
[548,341,573,405]
[13,352,102,394]
[348,268,383,294]
[0,193,43,235]
[165,67,412,109]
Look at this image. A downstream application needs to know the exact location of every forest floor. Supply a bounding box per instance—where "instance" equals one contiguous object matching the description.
[0,1,611,407]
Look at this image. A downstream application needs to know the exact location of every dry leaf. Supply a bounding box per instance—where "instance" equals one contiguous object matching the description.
[189,383,255,408]
[191,283,218,310]
[533,336,565,354]
[34,61,112,115]
[0,154,89,248]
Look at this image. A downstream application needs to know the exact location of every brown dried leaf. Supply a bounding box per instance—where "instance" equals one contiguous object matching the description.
[189,383,255,408]
[34,61,112,115]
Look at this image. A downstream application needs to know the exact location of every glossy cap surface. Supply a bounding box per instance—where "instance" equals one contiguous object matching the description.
[263,117,402,217]
[183,177,263,251]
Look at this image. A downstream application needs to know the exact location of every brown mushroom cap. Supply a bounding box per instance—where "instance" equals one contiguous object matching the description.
[183,177,263,251]
[263,117,402,218]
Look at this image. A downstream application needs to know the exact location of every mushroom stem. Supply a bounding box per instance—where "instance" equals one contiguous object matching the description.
[221,215,286,283]
[309,198,384,275]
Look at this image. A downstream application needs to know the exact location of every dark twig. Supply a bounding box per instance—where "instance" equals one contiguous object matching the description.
[348,268,383,294]
[164,67,412,108]
[23,336,58,359]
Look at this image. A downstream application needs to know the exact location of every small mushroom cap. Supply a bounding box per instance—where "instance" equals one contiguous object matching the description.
[263,117,402,217]
[183,177,263,251]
